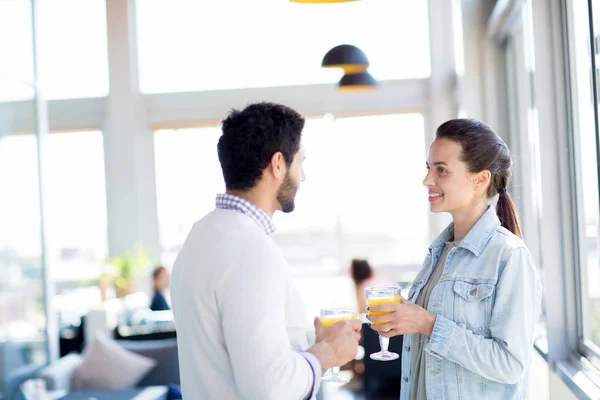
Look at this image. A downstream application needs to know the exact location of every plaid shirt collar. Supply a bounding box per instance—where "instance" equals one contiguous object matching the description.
[215,193,276,235]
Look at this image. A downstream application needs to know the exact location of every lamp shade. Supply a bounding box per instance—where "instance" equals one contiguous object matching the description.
[321,44,369,74]
[291,0,359,3]
[338,72,378,92]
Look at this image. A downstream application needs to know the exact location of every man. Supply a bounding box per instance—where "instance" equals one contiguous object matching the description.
[171,102,361,399]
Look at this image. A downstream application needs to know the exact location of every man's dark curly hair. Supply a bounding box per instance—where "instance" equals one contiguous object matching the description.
[217,102,305,191]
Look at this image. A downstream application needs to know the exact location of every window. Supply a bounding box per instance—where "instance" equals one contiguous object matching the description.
[154,115,428,317]
[0,130,108,346]
[136,0,431,93]
[0,0,35,101]
[154,114,429,274]
[37,0,109,99]
[0,135,42,259]
[0,131,108,283]
[572,0,600,350]
[0,72,50,376]
[503,1,545,306]
[0,0,109,100]
[154,126,225,266]
[272,114,428,275]
[44,131,109,283]
[0,134,45,345]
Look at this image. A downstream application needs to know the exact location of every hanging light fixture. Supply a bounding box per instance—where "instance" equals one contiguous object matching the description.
[290,0,360,3]
[321,44,378,91]
[338,72,378,92]
[321,44,369,74]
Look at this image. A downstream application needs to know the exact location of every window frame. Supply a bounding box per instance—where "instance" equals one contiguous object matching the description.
[570,0,600,366]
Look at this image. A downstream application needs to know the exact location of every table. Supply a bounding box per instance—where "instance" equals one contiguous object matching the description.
[25,385,168,400]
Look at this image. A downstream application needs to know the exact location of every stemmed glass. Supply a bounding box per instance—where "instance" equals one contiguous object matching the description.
[319,307,358,383]
[364,286,402,361]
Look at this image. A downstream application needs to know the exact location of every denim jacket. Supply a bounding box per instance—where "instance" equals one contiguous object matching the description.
[400,207,543,400]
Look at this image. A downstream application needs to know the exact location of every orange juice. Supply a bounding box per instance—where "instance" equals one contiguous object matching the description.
[321,315,358,327]
[367,296,402,325]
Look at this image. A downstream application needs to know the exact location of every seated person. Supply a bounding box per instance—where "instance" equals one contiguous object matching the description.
[150,266,171,311]
[350,259,394,313]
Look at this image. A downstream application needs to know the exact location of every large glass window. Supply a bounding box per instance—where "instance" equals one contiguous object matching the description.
[503,2,544,303]
[0,131,109,334]
[43,131,109,284]
[0,134,45,343]
[272,114,428,275]
[154,114,429,274]
[572,0,600,350]
[154,114,429,318]
[154,126,225,266]
[0,131,108,282]
[136,0,431,93]
[0,78,48,392]
[0,0,35,101]
[0,131,108,296]
[0,0,109,100]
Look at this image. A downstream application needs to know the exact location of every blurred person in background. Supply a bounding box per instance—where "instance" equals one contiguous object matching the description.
[350,258,395,314]
[150,265,171,311]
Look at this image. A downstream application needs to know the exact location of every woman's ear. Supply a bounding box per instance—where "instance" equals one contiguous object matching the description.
[475,170,492,189]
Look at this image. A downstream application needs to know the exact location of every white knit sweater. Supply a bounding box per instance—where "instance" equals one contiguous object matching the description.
[171,208,318,400]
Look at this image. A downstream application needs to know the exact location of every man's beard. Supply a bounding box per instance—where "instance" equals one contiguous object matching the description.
[276,171,298,213]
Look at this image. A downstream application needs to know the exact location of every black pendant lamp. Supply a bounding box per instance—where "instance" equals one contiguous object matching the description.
[338,71,378,92]
[321,44,369,74]
[321,44,378,91]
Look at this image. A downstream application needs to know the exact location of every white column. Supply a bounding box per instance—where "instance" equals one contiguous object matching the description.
[104,0,160,261]
[426,0,458,239]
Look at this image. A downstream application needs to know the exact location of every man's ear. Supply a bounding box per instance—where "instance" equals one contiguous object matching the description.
[269,152,285,180]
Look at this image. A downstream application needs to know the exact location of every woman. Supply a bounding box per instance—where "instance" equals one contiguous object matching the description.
[367,119,542,399]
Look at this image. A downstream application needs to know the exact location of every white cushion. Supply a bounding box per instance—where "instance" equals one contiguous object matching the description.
[71,333,156,390]
[38,353,84,391]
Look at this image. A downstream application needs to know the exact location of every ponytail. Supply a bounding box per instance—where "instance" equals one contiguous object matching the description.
[496,190,523,239]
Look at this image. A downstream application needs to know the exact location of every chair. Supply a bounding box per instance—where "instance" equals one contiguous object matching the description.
[38,338,179,391]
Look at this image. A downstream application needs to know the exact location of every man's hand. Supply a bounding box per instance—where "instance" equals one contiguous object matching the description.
[307,317,361,372]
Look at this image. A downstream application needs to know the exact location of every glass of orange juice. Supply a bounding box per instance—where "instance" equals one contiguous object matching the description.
[320,308,358,383]
[365,286,402,361]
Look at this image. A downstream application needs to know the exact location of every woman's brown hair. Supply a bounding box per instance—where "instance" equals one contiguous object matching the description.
[436,119,523,238]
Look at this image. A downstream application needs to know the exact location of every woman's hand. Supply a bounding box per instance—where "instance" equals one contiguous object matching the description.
[367,299,437,338]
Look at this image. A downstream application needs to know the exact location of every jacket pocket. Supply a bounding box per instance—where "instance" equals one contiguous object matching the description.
[453,281,494,302]
[453,281,495,333]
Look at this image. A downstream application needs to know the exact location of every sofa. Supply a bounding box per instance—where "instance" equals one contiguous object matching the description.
[0,341,46,400]
[37,338,179,392]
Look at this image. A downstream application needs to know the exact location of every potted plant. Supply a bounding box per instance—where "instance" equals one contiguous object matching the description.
[102,244,151,298]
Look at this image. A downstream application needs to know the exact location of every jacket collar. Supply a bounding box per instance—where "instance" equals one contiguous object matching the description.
[429,206,500,257]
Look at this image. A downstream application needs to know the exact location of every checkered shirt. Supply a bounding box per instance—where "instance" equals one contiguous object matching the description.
[215,193,276,235]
